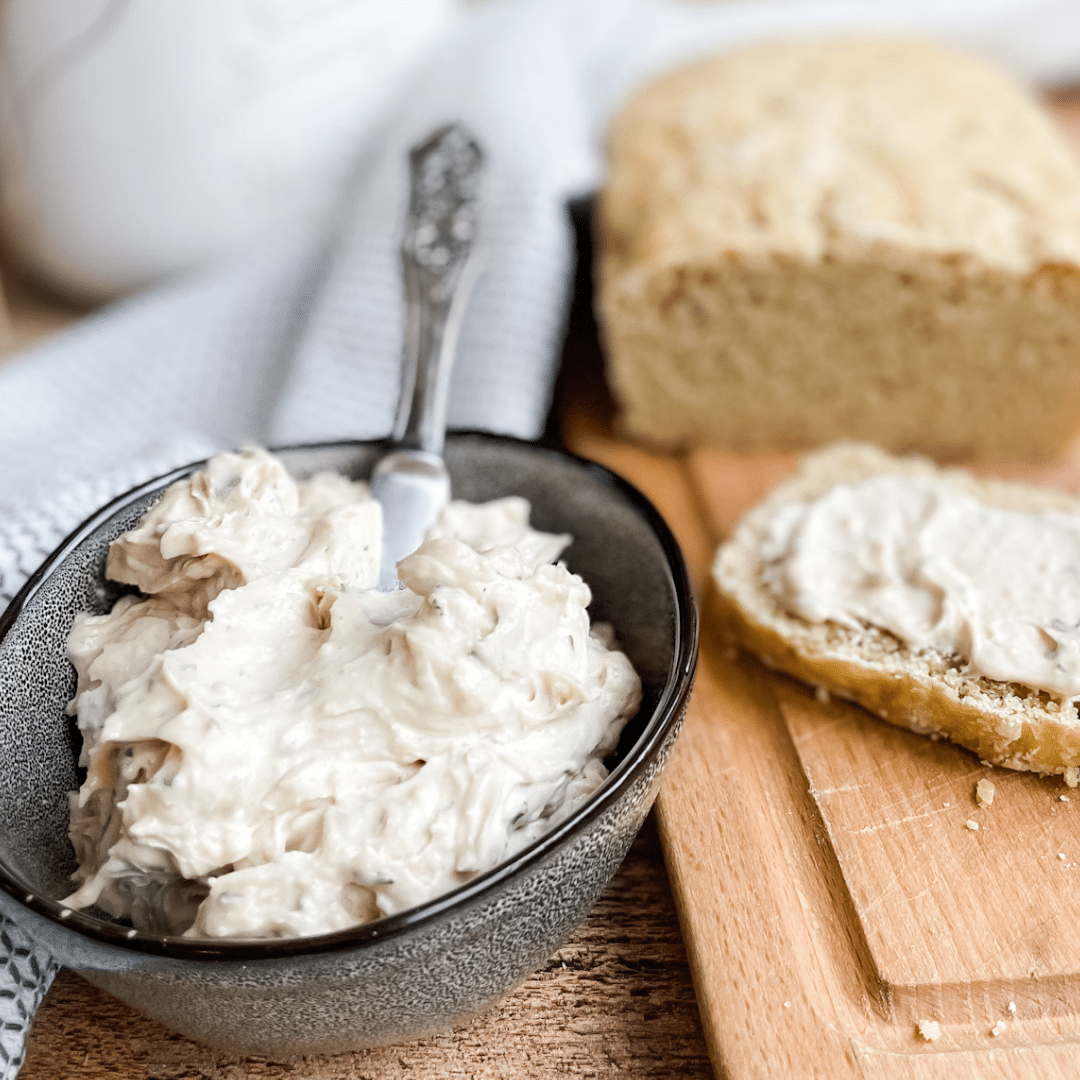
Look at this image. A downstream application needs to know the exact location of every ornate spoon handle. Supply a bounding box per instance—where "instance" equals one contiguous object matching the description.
[372,124,483,590]
[393,123,484,454]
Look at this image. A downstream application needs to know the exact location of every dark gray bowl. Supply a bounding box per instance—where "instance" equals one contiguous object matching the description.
[0,433,696,1058]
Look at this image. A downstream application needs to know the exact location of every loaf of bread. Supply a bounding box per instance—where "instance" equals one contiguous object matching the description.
[712,444,1080,782]
[598,37,1080,462]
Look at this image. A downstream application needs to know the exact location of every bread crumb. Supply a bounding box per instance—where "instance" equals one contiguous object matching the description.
[1065,767,1079,788]
[1008,1001,1017,1014]
[965,819,980,831]
[815,685,831,704]
[917,1019,942,1042]
[1061,794,1072,802]
[975,778,995,807]
[991,1020,1007,1036]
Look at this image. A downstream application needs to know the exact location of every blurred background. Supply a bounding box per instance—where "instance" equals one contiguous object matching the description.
[0,0,467,346]
[0,0,1077,357]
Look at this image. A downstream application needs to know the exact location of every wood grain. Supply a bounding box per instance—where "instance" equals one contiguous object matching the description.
[21,820,712,1080]
[567,405,1080,1078]
[775,681,1080,999]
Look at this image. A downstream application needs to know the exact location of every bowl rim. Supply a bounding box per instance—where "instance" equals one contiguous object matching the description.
[0,433,698,962]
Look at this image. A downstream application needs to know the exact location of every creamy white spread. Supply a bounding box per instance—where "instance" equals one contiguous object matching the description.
[762,472,1080,698]
[63,448,641,939]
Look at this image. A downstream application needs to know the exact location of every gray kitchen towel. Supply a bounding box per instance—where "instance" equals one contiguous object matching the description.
[0,916,59,1080]
[2,0,1079,1075]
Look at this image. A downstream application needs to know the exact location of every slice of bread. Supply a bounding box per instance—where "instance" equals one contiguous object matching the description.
[598,37,1080,461]
[712,443,1080,781]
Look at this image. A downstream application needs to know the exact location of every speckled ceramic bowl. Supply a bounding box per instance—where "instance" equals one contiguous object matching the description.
[0,433,696,1058]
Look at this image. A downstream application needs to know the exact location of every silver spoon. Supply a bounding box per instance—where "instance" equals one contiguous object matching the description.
[371,123,484,590]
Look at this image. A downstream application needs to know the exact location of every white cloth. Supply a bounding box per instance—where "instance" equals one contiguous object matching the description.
[3,0,1080,606]
[1,0,1079,1073]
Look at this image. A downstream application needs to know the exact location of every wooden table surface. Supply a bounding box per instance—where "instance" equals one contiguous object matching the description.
[20,820,712,1080]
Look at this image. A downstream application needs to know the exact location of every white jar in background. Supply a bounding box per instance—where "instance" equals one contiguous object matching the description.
[0,0,458,302]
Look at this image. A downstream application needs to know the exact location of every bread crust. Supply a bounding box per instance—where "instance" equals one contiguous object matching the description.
[711,444,1080,780]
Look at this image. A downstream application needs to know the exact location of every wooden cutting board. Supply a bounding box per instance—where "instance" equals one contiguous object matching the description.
[564,402,1080,1079]
[556,88,1080,1080]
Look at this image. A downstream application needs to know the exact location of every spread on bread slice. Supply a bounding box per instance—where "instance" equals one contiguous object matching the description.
[713,443,1080,783]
